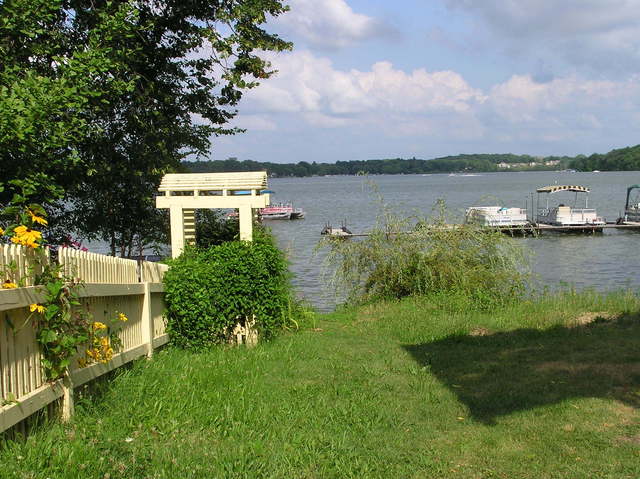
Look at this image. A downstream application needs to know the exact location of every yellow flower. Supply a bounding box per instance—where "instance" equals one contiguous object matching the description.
[100,337,110,348]
[27,210,48,226]
[86,349,97,359]
[117,312,128,322]
[77,358,87,368]
[29,303,46,313]
[92,321,107,331]
[103,348,114,361]
[0,227,4,235]
[2,280,17,289]
[12,225,42,249]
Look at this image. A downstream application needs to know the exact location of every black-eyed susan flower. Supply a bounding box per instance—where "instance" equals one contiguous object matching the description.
[27,210,48,226]
[12,225,42,248]
[29,303,46,313]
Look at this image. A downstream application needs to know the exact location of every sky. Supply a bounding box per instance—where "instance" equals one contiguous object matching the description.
[209,0,640,164]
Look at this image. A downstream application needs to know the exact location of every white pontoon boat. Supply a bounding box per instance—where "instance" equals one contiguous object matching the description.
[535,185,604,228]
[465,206,529,227]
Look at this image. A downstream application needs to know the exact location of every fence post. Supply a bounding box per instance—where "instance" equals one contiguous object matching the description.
[141,282,154,358]
[61,373,74,422]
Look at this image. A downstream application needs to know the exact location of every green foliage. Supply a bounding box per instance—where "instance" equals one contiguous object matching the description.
[323,197,529,309]
[569,144,640,171]
[36,274,90,380]
[1,0,292,253]
[164,232,295,349]
[195,209,239,248]
[0,0,139,204]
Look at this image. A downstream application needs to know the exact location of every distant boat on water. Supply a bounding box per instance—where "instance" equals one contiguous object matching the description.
[259,203,305,220]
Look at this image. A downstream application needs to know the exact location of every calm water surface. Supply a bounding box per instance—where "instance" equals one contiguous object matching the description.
[266,171,640,311]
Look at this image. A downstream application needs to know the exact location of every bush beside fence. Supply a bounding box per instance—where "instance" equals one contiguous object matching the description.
[0,246,168,433]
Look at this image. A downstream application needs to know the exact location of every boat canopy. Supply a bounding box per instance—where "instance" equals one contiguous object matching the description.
[625,184,640,209]
[536,185,590,194]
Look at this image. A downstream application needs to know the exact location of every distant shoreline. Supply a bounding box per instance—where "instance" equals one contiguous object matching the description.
[186,144,640,177]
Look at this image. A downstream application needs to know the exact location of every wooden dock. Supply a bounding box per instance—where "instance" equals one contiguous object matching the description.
[499,222,640,235]
[321,222,640,238]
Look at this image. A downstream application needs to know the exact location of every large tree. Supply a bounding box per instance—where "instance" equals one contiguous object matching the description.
[0,1,138,206]
[1,0,291,254]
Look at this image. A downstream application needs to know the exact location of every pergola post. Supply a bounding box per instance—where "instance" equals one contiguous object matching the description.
[169,204,186,259]
[238,205,253,241]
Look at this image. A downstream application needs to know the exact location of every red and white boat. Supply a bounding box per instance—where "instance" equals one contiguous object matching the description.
[226,202,305,221]
[259,203,305,220]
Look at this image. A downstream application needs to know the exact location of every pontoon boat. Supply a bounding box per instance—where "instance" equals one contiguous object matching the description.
[535,185,604,230]
[465,206,529,227]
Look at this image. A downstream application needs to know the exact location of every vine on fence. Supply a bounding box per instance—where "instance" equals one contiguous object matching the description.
[1,179,125,381]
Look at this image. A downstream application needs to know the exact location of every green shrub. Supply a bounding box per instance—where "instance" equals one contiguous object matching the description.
[323,198,530,309]
[195,209,239,248]
[164,232,294,349]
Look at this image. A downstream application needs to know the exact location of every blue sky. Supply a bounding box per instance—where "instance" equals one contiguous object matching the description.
[209,0,640,163]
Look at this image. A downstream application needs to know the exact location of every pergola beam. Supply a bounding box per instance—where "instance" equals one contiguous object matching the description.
[155,195,268,209]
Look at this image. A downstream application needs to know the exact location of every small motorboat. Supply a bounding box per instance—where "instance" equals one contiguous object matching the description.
[321,221,352,237]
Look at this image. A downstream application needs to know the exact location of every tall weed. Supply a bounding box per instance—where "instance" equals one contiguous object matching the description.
[322,196,530,309]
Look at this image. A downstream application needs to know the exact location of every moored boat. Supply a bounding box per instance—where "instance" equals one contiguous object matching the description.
[535,185,604,231]
[259,202,305,220]
[321,221,352,237]
[465,206,529,227]
[259,204,292,220]
[617,184,640,224]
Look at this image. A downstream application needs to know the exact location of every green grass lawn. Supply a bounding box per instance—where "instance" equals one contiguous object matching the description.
[2,291,639,478]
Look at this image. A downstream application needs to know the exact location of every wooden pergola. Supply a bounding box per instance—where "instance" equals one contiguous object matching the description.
[156,172,270,258]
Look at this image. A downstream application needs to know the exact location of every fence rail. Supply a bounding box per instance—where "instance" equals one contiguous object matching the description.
[0,245,168,433]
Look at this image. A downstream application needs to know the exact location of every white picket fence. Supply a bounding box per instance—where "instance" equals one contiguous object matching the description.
[0,244,50,286]
[0,246,169,433]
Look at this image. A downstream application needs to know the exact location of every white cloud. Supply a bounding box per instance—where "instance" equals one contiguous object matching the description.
[481,74,640,145]
[234,115,278,131]
[246,50,486,123]
[275,0,391,49]
[444,0,640,74]
[489,74,634,119]
[229,48,640,158]
[303,112,351,128]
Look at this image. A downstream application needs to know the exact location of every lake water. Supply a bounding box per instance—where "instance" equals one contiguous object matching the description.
[266,171,640,311]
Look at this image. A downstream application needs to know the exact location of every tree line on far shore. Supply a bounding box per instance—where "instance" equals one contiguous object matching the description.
[187,145,640,177]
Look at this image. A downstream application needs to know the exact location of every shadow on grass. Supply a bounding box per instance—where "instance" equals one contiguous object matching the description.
[404,314,640,424]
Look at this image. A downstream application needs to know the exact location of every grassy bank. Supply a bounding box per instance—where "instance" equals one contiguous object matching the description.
[2,291,639,478]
